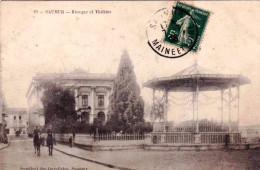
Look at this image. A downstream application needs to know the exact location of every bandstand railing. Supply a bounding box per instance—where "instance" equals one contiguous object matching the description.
[200,132,241,144]
[155,121,238,133]
[152,132,194,144]
[151,132,241,144]
[54,132,242,145]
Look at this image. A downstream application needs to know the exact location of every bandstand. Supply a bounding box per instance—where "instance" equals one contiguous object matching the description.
[143,61,250,144]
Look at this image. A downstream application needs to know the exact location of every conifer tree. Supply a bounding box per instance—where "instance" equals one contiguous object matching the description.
[107,51,144,132]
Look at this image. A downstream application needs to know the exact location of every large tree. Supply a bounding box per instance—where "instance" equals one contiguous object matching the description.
[41,83,76,125]
[107,51,144,132]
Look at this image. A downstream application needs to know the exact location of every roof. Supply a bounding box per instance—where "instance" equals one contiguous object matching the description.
[6,108,27,115]
[143,62,250,92]
[26,69,116,97]
[33,70,116,81]
[172,62,217,76]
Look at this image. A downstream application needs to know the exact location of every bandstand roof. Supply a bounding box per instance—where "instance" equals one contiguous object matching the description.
[143,63,250,92]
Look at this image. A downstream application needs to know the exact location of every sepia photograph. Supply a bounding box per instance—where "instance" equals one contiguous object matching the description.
[0,1,259,170]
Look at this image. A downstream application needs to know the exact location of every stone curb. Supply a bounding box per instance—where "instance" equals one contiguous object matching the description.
[54,147,134,170]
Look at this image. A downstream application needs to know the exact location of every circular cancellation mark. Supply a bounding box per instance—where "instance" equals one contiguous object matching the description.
[147,5,199,59]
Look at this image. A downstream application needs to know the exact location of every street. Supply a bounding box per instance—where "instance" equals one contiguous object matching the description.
[54,142,260,170]
[0,137,113,170]
[1,136,260,170]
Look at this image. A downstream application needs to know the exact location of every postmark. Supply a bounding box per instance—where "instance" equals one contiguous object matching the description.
[147,2,210,58]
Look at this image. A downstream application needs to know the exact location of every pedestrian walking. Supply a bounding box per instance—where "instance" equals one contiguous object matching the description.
[69,136,73,148]
[46,125,54,156]
[33,126,41,155]
[225,133,230,149]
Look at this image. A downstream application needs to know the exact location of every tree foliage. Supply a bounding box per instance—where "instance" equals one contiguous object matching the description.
[107,51,145,132]
[41,83,76,125]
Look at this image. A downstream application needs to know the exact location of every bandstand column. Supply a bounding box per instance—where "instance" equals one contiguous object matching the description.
[152,89,155,105]
[192,92,195,122]
[152,88,155,131]
[195,79,199,133]
[237,85,240,129]
[192,92,195,130]
[221,89,224,128]
[195,92,199,132]
[228,86,232,132]
[163,89,168,132]
[194,78,201,144]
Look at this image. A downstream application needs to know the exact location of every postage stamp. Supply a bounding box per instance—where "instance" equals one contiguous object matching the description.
[147,2,210,58]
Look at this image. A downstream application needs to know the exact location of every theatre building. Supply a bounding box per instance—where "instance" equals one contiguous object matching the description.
[26,69,116,132]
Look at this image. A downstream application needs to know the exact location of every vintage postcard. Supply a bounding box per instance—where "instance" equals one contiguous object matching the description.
[0,1,259,170]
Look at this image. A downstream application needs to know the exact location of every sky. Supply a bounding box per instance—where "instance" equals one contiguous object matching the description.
[1,1,260,126]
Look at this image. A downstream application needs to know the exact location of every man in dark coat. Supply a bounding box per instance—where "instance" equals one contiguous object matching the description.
[225,133,230,149]
[69,136,73,148]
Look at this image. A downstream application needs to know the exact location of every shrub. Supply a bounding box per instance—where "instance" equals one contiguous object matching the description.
[73,122,95,134]
[125,122,153,134]
[97,125,112,134]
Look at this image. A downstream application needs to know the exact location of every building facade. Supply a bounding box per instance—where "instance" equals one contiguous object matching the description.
[26,69,115,132]
[0,100,5,141]
[5,108,28,135]
[0,60,7,142]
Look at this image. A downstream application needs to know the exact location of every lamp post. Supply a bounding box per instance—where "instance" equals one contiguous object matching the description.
[93,118,101,136]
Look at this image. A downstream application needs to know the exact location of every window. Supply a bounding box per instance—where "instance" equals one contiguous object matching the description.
[19,116,22,120]
[82,95,88,106]
[14,116,16,120]
[98,95,104,106]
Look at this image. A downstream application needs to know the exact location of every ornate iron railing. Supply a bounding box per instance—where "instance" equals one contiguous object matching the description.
[151,132,241,144]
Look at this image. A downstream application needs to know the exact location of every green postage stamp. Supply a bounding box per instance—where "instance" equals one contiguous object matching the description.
[147,2,211,58]
[164,2,210,53]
